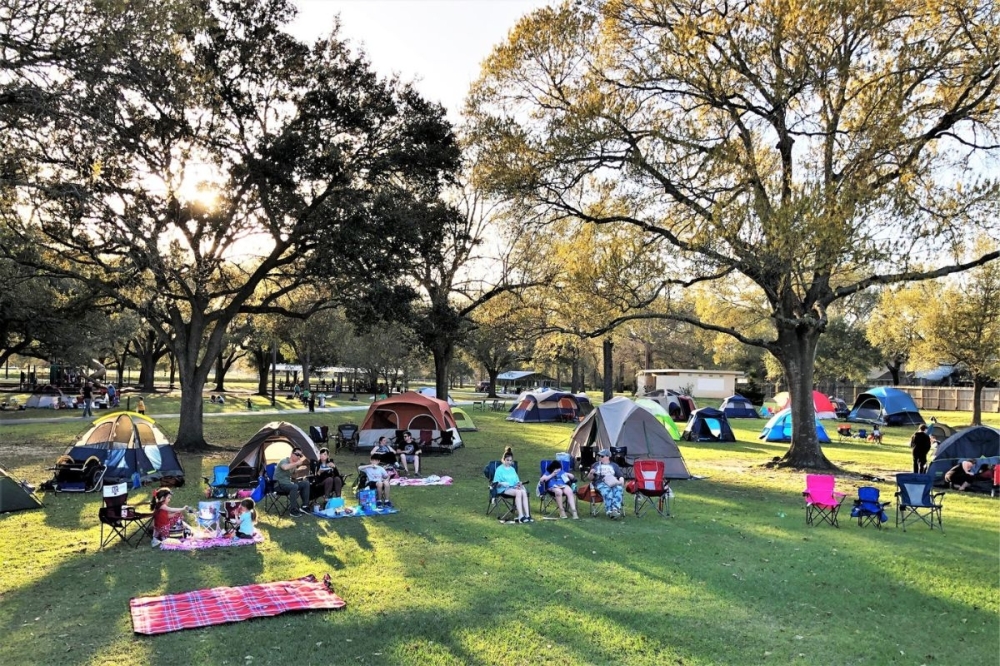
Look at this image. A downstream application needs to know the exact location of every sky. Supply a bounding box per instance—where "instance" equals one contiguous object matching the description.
[288,0,552,121]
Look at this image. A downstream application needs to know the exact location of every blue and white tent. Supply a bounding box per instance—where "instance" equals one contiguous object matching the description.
[720,394,759,419]
[848,387,924,426]
[759,408,831,443]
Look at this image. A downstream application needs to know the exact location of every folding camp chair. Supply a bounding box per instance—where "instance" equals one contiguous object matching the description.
[837,424,853,442]
[854,429,867,441]
[850,486,890,529]
[536,459,574,517]
[99,482,153,548]
[222,500,241,534]
[309,425,330,447]
[610,446,632,480]
[195,501,222,537]
[627,459,672,517]
[578,482,604,517]
[263,463,290,517]
[335,423,360,453]
[803,474,847,527]
[484,460,519,521]
[578,445,597,477]
[203,465,231,499]
[895,473,945,531]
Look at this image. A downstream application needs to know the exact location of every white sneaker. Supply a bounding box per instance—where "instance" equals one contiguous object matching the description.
[151,538,161,547]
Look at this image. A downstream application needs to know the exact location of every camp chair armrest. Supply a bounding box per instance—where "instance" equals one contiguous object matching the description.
[833,492,847,501]
[931,492,945,503]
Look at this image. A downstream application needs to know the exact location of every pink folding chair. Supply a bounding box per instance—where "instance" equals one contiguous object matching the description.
[803,474,847,527]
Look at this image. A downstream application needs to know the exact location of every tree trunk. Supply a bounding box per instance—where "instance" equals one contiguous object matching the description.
[602,338,614,402]
[887,361,901,386]
[971,375,984,425]
[774,326,837,470]
[168,352,176,390]
[433,342,453,404]
[251,346,270,396]
[213,352,225,392]
[572,358,581,393]
[486,366,500,398]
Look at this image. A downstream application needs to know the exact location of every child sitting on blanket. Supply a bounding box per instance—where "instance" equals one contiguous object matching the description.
[149,487,194,547]
[361,456,393,508]
[230,498,256,539]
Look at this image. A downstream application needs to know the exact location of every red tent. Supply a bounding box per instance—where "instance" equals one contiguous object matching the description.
[773,390,837,419]
[358,391,461,449]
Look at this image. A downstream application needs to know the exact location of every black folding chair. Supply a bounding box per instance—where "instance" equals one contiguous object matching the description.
[99,482,153,548]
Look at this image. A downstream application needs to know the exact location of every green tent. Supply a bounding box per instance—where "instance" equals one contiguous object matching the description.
[634,398,682,441]
[452,406,478,432]
[0,467,43,514]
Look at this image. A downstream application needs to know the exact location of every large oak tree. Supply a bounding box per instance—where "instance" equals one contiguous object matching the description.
[468,0,1000,468]
[2,0,459,448]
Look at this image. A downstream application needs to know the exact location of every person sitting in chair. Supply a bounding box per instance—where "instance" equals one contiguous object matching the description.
[360,455,393,508]
[539,459,578,519]
[589,449,625,519]
[370,436,397,467]
[394,431,421,476]
[493,447,532,523]
[868,424,882,444]
[274,447,311,517]
[309,448,344,501]
[944,459,977,491]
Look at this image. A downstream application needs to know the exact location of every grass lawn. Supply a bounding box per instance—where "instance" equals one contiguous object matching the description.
[0,403,997,665]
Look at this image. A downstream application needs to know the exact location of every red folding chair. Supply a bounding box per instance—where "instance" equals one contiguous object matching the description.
[627,459,672,517]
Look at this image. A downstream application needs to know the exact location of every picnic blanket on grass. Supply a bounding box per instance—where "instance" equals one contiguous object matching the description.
[130,574,345,635]
[311,506,399,519]
[158,531,264,550]
[389,475,453,487]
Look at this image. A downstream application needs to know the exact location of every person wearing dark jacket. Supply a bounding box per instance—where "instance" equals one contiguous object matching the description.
[909,424,932,474]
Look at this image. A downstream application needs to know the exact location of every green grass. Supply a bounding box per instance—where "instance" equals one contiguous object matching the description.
[0,405,997,665]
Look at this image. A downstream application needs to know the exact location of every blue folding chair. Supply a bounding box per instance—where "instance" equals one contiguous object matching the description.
[203,465,230,499]
[895,473,945,532]
[850,486,890,529]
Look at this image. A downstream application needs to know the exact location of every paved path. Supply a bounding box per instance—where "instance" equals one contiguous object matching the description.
[0,401,481,426]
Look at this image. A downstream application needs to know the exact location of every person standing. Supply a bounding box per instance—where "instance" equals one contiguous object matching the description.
[81,382,94,417]
[136,396,146,415]
[909,424,932,474]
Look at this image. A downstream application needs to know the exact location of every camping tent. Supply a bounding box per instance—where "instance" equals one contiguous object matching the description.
[634,398,682,440]
[358,392,462,449]
[848,387,924,426]
[772,390,838,420]
[927,426,1000,485]
[228,422,320,477]
[507,390,585,423]
[57,412,183,484]
[928,422,957,442]
[636,390,694,421]
[451,406,478,432]
[25,385,76,409]
[415,387,456,406]
[569,397,690,479]
[759,408,831,443]
[720,394,759,419]
[681,407,737,442]
[0,467,42,514]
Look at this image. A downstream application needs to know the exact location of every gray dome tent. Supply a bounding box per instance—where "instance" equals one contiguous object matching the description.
[569,396,690,479]
[227,422,320,478]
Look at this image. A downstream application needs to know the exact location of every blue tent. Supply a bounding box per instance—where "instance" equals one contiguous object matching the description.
[720,394,759,419]
[681,407,736,442]
[759,408,831,443]
[848,387,924,426]
[507,390,585,423]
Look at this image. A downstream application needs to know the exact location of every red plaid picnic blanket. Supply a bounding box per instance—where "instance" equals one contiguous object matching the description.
[130,574,345,635]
